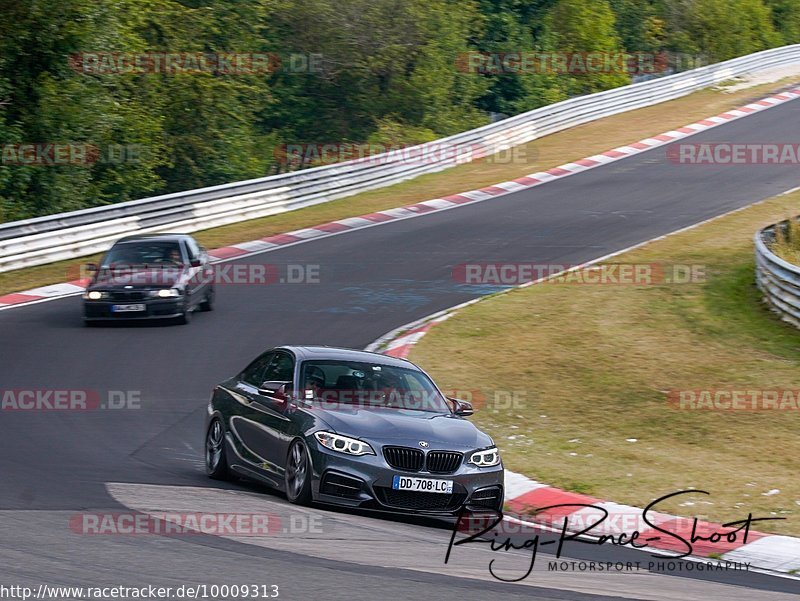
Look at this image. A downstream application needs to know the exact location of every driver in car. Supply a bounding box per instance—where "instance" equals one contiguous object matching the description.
[303,367,327,405]
[166,247,183,265]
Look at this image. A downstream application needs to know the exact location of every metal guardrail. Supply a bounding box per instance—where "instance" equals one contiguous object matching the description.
[755,220,800,329]
[2,44,800,273]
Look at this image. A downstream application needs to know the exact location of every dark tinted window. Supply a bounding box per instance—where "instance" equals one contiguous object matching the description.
[241,352,275,386]
[263,352,295,383]
[299,360,449,412]
[102,241,183,267]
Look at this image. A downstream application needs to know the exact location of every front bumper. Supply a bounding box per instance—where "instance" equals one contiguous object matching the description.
[83,298,184,320]
[310,444,504,515]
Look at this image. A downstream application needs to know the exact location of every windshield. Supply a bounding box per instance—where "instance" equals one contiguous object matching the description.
[300,360,451,413]
[102,241,184,268]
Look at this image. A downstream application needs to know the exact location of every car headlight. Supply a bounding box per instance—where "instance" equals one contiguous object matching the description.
[314,431,375,456]
[83,290,108,300]
[469,447,501,467]
[149,288,181,298]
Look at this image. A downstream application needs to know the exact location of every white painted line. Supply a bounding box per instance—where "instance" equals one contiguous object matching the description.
[232,240,279,253]
[285,228,327,239]
[418,199,458,209]
[25,283,85,297]
[377,208,418,219]
[585,154,617,164]
[722,536,800,572]
[490,181,528,192]
[526,172,558,182]
[333,216,377,228]
[504,470,547,499]
[458,190,492,201]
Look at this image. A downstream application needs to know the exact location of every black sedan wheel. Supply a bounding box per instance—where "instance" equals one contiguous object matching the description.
[206,419,232,480]
[200,287,214,312]
[177,304,192,325]
[285,440,312,505]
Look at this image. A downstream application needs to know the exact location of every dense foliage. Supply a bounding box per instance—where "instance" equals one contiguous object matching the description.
[0,0,796,220]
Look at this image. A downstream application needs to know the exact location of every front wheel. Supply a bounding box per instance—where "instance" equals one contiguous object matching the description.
[285,440,312,505]
[176,304,192,325]
[205,419,233,480]
[200,286,214,312]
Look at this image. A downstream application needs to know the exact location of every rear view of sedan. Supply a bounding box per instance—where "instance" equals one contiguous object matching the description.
[205,346,504,515]
[82,233,214,325]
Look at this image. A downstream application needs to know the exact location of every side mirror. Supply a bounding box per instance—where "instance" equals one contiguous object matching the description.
[448,397,474,416]
[258,380,291,401]
[84,262,98,274]
[189,259,201,268]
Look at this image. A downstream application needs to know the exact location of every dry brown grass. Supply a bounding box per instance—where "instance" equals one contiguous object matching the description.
[410,192,800,536]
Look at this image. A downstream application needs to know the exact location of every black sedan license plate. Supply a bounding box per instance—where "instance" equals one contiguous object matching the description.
[392,475,453,494]
[111,304,146,313]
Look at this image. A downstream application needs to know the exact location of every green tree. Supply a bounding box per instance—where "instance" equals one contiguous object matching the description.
[663,0,781,62]
[548,0,631,95]
[764,0,800,43]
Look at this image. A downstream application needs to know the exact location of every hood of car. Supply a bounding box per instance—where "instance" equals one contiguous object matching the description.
[313,405,492,449]
[91,268,186,289]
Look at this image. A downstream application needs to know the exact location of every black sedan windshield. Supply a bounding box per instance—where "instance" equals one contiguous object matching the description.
[300,360,450,413]
[102,242,184,268]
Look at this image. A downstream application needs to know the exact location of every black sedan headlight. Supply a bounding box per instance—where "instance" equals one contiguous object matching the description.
[314,431,375,456]
[83,290,109,300]
[469,447,501,467]
[147,288,182,298]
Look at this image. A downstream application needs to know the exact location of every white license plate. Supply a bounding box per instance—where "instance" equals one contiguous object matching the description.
[392,475,453,494]
[111,304,146,313]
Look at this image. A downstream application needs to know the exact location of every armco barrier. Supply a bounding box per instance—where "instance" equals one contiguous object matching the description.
[755,219,800,329]
[2,44,800,273]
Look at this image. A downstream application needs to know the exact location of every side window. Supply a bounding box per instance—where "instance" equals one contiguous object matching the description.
[263,352,295,384]
[241,352,275,386]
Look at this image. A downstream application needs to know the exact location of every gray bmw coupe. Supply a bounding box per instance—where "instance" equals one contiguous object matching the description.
[205,346,504,514]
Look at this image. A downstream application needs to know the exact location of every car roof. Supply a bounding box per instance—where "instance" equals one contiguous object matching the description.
[280,345,417,369]
[114,233,195,244]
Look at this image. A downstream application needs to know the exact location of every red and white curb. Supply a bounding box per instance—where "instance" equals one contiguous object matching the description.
[1,85,799,314]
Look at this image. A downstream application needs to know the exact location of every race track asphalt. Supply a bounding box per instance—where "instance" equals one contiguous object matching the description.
[1,91,799,600]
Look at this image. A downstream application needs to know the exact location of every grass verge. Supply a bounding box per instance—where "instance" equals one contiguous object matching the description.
[771,218,800,264]
[409,191,800,536]
[2,78,799,298]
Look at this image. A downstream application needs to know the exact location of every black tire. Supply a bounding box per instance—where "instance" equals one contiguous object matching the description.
[176,304,192,325]
[200,286,214,312]
[205,419,233,480]
[285,440,313,505]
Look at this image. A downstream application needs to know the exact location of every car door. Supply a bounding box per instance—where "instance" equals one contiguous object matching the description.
[233,350,296,483]
[225,351,277,481]
[182,238,206,308]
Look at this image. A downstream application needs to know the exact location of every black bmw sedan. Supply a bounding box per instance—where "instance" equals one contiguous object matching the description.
[205,346,504,515]
[82,233,214,325]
